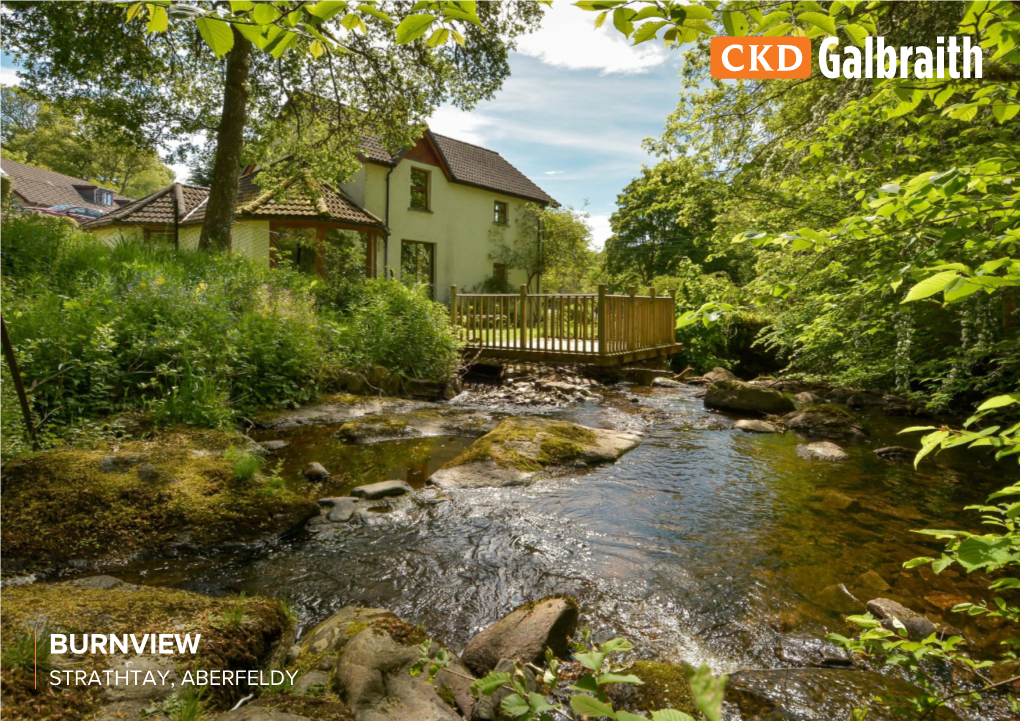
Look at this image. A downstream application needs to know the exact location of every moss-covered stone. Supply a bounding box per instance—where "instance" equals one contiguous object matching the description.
[608,661,697,716]
[0,580,291,719]
[1,428,319,572]
[429,417,640,488]
[249,695,355,720]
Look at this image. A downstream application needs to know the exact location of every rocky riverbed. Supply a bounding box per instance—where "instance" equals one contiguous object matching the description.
[2,366,1015,719]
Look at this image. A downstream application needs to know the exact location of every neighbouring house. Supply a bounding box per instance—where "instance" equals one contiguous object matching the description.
[81,129,557,302]
[0,157,133,216]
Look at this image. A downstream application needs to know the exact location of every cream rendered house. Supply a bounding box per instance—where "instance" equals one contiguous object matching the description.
[83,130,556,303]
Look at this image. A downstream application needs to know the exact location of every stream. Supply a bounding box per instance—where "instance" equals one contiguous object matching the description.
[106,382,1013,717]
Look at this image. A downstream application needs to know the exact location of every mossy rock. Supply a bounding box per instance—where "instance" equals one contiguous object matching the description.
[607,661,697,716]
[1,427,319,572]
[428,417,641,488]
[0,579,291,719]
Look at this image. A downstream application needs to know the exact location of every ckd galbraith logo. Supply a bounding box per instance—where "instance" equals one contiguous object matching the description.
[711,35,984,79]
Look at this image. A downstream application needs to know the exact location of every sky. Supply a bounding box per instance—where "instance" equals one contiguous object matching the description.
[0,3,689,248]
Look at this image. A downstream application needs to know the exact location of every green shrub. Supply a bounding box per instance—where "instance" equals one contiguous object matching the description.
[2,216,332,431]
[224,447,265,482]
[340,280,463,381]
[1,627,50,673]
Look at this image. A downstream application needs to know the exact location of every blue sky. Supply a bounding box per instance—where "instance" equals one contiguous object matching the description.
[1,3,689,247]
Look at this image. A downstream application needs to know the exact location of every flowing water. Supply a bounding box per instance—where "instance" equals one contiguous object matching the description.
[109,383,1014,715]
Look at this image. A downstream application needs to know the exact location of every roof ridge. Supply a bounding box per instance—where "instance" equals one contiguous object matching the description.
[84,185,175,226]
[429,131,501,155]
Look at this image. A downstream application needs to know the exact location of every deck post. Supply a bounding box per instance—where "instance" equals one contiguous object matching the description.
[450,285,458,327]
[597,284,607,355]
[627,286,636,351]
[519,284,528,350]
[648,287,656,348]
[668,288,677,346]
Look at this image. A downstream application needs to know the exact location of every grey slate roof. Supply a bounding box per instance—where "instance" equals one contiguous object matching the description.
[1,158,133,211]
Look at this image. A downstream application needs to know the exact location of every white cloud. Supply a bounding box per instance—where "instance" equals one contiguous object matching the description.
[588,213,613,250]
[544,170,565,175]
[427,105,494,145]
[169,163,190,184]
[0,65,22,86]
[517,3,668,75]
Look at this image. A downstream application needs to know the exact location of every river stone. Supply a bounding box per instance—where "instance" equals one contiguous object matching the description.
[702,366,738,383]
[291,670,331,697]
[351,480,412,500]
[304,462,330,481]
[704,380,795,415]
[793,391,826,405]
[797,442,849,461]
[318,497,358,523]
[875,445,915,461]
[261,440,289,451]
[783,406,867,439]
[428,417,641,489]
[726,668,961,720]
[867,598,937,641]
[774,634,853,668]
[620,368,671,386]
[461,597,579,676]
[733,419,780,433]
[334,625,462,721]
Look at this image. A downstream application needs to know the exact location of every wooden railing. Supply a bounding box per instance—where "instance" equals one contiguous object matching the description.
[450,284,678,360]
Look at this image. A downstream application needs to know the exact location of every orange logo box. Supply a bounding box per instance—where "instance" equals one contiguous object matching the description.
[710,37,812,78]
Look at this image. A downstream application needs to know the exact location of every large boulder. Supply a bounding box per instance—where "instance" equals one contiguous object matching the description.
[606,661,697,717]
[428,418,641,489]
[702,367,738,383]
[704,380,795,415]
[726,669,961,720]
[783,406,867,439]
[1,429,318,573]
[335,409,495,444]
[461,597,579,676]
[293,608,473,721]
[2,580,292,720]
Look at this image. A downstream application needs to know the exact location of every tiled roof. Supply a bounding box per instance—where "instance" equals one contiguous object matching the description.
[359,130,557,205]
[0,158,133,212]
[83,183,209,227]
[237,171,384,226]
[430,132,556,205]
[82,172,383,229]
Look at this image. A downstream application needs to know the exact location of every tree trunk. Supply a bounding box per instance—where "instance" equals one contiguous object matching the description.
[199,27,252,251]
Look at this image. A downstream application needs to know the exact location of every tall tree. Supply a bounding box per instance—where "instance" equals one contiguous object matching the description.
[2,1,545,249]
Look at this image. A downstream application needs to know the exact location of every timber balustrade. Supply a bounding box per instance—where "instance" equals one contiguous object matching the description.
[449,284,682,365]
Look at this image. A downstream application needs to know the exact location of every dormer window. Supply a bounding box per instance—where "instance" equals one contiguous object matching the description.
[95,188,113,206]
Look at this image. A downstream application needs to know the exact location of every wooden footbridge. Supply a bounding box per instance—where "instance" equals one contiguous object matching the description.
[450,285,682,365]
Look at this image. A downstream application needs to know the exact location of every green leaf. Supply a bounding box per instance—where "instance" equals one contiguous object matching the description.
[901,271,961,303]
[798,11,837,36]
[146,5,168,33]
[233,22,269,49]
[308,1,348,21]
[569,694,617,718]
[619,712,655,721]
[633,20,668,45]
[613,7,635,36]
[722,11,748,36]
[471,672,511,696]
[977,394,1020,411]
[568,674,600,694]
[195,17,235,57]
[594,10,609,28]
[395,14,436,44]
[992,103,1020,124]
[425,27,450,46]
[651,711,696,721]
[527,692,560,713]
[500,693,530,716]
[252,2,280,24]
[575,651,606,673]
[842,23,867,46]
[956,536,1013,572]
[357,3,392,23]
[597,673,644,686]
[600,637,635,653]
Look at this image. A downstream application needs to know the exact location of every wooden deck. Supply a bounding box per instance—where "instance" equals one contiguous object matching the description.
[450,285,682,366]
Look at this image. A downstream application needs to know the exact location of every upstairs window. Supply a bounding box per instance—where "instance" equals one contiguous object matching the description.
[410,168,430,211]
[494,200,508,225]
[95,188,114,206]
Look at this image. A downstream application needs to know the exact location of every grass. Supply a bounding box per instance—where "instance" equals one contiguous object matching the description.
[224,447,265,482]
[161,685,206,721]
[1,627,50,673]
